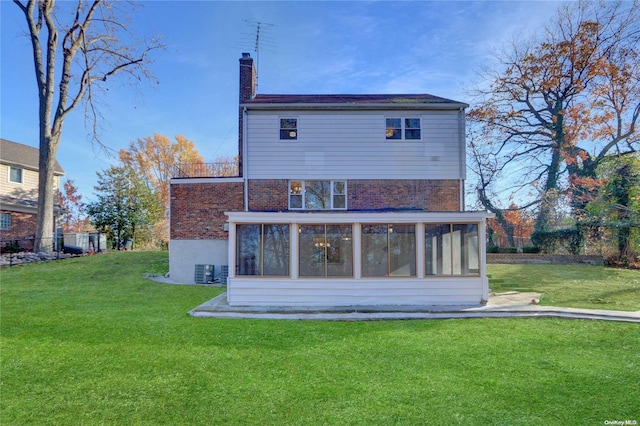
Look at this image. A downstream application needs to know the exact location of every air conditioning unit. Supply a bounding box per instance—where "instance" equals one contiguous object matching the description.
[194,264,214,284]
[219,265,229,284]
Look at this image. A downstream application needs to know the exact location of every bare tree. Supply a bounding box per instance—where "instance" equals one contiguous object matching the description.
[468,0,639,232]
[13,0,163,251]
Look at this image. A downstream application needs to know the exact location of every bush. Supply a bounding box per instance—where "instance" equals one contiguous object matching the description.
[531,228,583,254]
[487,245,500,253]
[1,241,21,254]
[523,246,541,253]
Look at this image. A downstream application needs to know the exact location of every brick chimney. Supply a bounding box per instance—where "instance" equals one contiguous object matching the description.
[238,53,256,177]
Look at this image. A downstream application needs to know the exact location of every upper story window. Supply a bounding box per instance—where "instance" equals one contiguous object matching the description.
[289,180,347,210]
[9,166,23,184]
[280,118,298,140]
[0,213,10,230]
[386,118,421,140]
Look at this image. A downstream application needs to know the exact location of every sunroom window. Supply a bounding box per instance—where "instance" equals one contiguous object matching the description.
[236,224,290,276]
[361,224,416,277]
[386,118,421,140]
[299,224,353,277]
[289,180,347,210]
[425,224,479,276]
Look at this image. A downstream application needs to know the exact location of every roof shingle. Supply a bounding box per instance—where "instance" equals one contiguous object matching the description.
[0,138,64,174]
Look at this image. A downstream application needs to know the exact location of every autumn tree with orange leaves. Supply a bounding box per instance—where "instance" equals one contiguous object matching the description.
[468,0,639,234]
[58,179,88,232]
[119,134,204,209]
[117,134,203,248]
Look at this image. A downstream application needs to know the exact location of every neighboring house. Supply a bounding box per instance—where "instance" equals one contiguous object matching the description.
[0,138,65,247]
[169,53,493,306]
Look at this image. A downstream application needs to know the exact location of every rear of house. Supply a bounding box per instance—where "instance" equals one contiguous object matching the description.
[169,53,492,306]
[0,138,64,250]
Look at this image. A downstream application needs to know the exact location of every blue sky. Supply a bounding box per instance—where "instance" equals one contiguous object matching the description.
[1,1,561,201]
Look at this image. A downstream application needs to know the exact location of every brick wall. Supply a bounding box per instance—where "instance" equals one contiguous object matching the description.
[348,179,460,211]
[170,182,244,240]
[248,179,289,211]
[0,210,37,241]
[246,179,461,212]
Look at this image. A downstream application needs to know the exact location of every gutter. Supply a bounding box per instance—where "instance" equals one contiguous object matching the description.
[239,102,469,111]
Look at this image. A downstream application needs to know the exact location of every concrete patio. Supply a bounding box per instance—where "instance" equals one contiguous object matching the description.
[188,290,640,323]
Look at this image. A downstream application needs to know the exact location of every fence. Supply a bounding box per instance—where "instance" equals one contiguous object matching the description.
[172,162,240,179]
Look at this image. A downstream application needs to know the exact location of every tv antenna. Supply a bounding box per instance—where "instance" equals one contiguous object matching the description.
[234,19,275,92]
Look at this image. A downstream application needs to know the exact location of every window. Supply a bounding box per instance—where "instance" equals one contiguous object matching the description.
[289,180,347,210]
[386,118,421,140]
[236,224,290,276]
[9,167,23,184]
[280,118,298,140]
[361,224,416,277]
[299,224,353,277]
[425,224,479,276]
[0,213,10,230]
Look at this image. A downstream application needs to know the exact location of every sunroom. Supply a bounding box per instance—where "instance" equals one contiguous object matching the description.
[226,211,492,307]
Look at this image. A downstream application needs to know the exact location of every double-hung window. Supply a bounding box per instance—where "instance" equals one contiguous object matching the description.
[289,180,347,210]
[386,118,421,140]
[9,166,23,184]
[280,118,298,140]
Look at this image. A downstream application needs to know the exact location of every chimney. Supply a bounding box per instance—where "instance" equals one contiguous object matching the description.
[238,53,256,177]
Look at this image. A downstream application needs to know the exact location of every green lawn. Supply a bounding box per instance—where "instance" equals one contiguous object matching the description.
[1,252,639,425]
[488,264,640,311]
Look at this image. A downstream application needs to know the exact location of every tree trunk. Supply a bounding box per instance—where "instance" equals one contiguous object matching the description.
[535,110,565,233]
[35,134,60,252]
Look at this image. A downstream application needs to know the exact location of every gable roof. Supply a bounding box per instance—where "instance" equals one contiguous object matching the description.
[242,94,468,110]
[0,138,65,175]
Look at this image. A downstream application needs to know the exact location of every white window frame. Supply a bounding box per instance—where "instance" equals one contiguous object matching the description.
[0,213,11,230]
[8,166,23,184]
[279,117,298,140]
[288,180,347,210]
[386,117,422,141]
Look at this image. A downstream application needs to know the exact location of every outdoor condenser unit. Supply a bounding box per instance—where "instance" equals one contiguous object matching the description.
[194,264,214,284]
[219,265,229,284]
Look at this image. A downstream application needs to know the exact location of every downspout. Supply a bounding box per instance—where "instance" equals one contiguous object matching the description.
[459,107,466,212]
[243,106,249,212]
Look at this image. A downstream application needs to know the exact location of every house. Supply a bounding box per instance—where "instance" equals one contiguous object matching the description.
[0,138,65,249]
[169,53,493,306]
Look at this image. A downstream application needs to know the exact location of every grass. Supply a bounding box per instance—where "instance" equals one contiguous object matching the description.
[488,264,640,311]
[1,252,639,425]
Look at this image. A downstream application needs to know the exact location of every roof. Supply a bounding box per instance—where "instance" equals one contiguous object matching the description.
[0,138,64,175]
[242,94,468,110]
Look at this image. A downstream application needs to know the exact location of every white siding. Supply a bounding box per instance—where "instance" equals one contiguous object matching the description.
[245,110,464,180]
[227,277,485,306]
[0,164,60,201]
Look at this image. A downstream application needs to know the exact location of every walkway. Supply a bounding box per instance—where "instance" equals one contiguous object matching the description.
[188,291,640,323]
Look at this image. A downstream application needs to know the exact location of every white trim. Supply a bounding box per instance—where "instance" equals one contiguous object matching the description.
[241,102,469,111]
[227,211,494,224]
